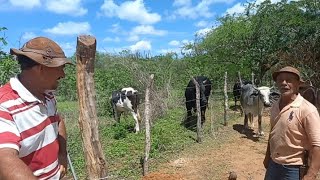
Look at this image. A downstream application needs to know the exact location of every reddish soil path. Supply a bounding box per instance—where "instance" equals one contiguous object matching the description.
[142,115,270,180]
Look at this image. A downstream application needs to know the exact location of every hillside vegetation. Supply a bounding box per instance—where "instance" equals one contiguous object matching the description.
[0,0,319,179]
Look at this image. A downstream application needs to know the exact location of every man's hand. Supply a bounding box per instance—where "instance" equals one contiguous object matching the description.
[302,173,316,180]
[59,164,67,179]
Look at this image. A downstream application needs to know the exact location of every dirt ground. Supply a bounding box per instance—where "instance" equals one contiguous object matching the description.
[142,113,270,180]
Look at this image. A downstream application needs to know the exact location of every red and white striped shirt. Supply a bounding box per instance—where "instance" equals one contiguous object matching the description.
[0,77,61,179]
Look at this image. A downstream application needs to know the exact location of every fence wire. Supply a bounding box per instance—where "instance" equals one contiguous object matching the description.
[61,75,277,179]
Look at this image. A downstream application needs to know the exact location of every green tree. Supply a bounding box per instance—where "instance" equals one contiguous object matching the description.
[0,27,19,85]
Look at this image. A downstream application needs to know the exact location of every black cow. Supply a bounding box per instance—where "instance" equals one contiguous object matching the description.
[299,85,320,111]
[111,87,141,133]
[233,80,252,107]
[184,76,212,128]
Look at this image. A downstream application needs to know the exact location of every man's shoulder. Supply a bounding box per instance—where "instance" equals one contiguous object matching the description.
[0,83,21,106]
[301,98,317,109]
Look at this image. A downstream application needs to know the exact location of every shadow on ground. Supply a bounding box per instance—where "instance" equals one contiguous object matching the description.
[232,124,260,142]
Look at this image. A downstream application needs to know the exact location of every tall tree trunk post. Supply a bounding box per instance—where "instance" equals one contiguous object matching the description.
[224,72,229,126]
[192,78,202,143]
[251,72,255,86]
[76,35,108,179]
[143,74,154,176]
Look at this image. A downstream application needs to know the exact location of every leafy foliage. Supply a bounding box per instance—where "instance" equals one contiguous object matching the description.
[0,27,19,85]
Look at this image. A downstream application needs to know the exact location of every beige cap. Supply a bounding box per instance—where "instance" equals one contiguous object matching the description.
[272,66,304,83]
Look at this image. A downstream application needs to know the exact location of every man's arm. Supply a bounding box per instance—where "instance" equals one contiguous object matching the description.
[0,148,37,180]
[303,146,320,180]
[58,117,68,178]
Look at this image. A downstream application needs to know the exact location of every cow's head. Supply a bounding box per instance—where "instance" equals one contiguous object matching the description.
[199,79,209,104]
[121,87,138,96]
[250,86,272,107]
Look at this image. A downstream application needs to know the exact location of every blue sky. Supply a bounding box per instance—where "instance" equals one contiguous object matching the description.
[0,0,278,57]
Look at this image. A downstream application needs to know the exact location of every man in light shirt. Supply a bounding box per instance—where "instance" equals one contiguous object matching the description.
[264,66,320,180]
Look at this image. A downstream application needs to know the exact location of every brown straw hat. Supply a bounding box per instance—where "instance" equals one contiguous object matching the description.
[10,37,73,67]
[272,66,304,83]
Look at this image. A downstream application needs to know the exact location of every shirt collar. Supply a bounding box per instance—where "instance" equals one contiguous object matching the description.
[275,93,303,113]
[290,93,304,108]
[10,76,41,103]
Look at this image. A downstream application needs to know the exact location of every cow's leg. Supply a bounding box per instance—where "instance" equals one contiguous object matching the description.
[186,102,193,117]
[249,113,254,129]
[201,109,206,126]
[112,103,122,123]
[240,107,243,116]
[131,111,140,133]
[258,115,264,136]
[242,114,249,133]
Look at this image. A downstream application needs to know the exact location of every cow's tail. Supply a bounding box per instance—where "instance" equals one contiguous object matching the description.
[137,110,142,123]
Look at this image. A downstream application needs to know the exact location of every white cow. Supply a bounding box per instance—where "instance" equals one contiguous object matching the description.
[240,84,272,136]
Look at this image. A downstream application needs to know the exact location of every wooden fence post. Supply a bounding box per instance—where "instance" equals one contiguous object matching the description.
[210,91,215,137]
[143,74,154,176]
[251,72,255,85]
[76,35,108,179]
[192,78,202,143]
[224,72,229,126]
[238,71,243,86]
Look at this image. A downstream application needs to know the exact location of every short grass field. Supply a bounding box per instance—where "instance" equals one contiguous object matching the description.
[59,93,239,180]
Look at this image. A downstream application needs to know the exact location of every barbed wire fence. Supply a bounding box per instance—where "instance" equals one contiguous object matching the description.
[61,67,277,179]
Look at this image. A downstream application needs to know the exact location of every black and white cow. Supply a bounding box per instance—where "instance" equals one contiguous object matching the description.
[111,87,141,133]
[240,84,272,136]
[184,76,212,128]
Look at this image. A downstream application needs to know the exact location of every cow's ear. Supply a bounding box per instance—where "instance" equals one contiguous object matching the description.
[250,90,260,97]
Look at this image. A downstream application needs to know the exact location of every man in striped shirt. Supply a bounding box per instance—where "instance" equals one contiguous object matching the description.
[0,37,73,179]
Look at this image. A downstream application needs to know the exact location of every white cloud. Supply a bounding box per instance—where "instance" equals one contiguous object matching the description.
[169,40,180,46]
[21,32,36,40]
[172,0,236,19]
[127,25,167,42]
[158,48,180,55]
[224,0,285,16]
[44,21,91,36]
[225,3,245,15]
[127,35,140,42]
[130,40,151,52]
[103,37,120,42]
[9,0,40,9]
[195,27,212,37]
[100,0,161,25]
[109,23,121,33]
[254,0,282,5]
[182,39,192,44]
[45,0,87,16]
[59,42,76,57]
[195,20,209,28]
[131,25,167,36]
[173,0,192,7]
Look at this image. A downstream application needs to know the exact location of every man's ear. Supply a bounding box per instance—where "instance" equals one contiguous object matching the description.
[31,64,43,74]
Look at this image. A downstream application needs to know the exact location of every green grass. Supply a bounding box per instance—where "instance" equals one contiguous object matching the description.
[58,95,239,180]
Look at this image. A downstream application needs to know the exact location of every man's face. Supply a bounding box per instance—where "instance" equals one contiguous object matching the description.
[39,65,66,90]
[275,72,301,96]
